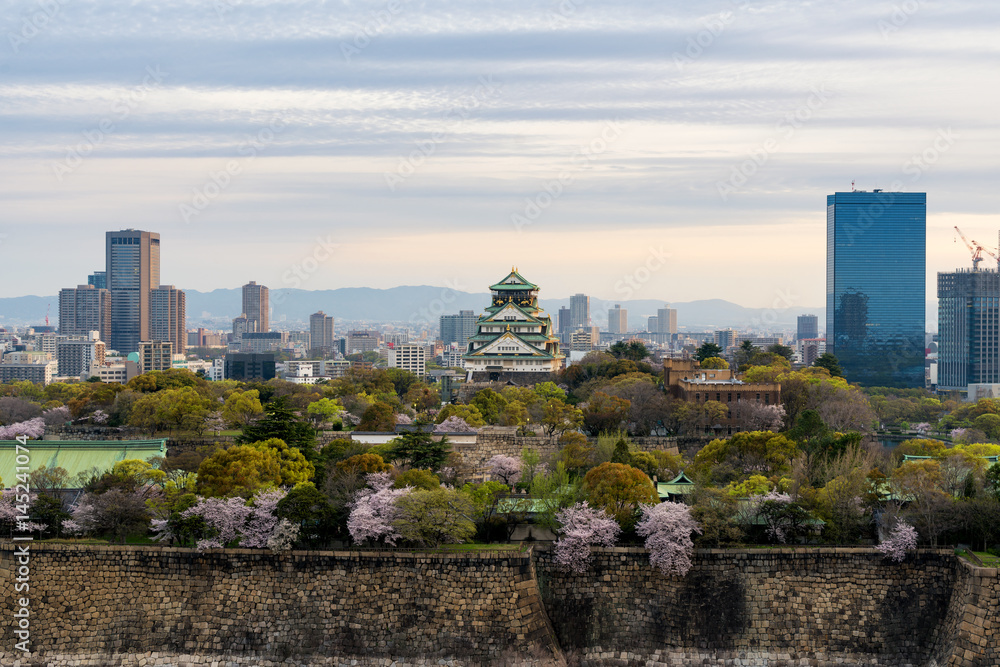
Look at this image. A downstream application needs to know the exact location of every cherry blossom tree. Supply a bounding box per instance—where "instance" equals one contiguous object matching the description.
[876,520,918,563]
[92,409,110,424]
[487,454,522,486]
[42,406,71,426]
[740,403,786,432]
[0,417,45,440]
[347,472,412,546]
[0,490,45,535]
[553,502,621,573]
[394,413,413,426]
[181,496,252,549]
[435,416,476,433]
[636,502,702,576]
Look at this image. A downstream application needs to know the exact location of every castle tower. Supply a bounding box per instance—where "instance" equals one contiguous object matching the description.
[463,268,565,382]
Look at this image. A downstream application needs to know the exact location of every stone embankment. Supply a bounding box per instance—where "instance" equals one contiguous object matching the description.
[1,544,996,666]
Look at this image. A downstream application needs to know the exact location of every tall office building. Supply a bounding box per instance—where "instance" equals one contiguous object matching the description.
[557,307,571,334]
[608,304,628,334]
[58,284,111,341]
[937,269,1000,391]
[150,285,186,355]
[797,314,819,341]
[569,293,590,329]
[714,329,738,350]
[309,311,335,353]
[656,306,677,335]
[87,271,107,290]
[106,229,160,354]
[347,330,379,354]
[440,310,477,349]
[827,191,925,387]
[647,316,659,333]
[242,281,269,333]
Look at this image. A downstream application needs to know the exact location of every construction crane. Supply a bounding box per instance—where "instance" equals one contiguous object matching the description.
[45,304,50,326]
[954,226,987,270]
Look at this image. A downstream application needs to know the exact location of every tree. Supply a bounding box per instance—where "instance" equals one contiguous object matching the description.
[695,342,723,362]
[247,438,315,486]
[891,460,953,546]
[393,488,476,547]
[67,489,151,543]
[552,502,621,573]
[556,432,594,476]
[471,388,508,425]
[337,453,391,475]
[583,462,658,530]
[276,483,335,548]
[636,502,702,576]
[690,488,744,547]
[222,389,264,427]
[693,431,800,480]
[699,356,729,370]
[435,416,477,432]
[876,520,918,562]
[236,397,317,454]
[388,431,451,470]
[358,401,397,431]
[608,340,649,362]
[394,469,440,491]
[347,472,411,546]
[487,455,522,486]
[813,353,843,378]
[740,402,786,432]
[435,404,486,427]
[767,344,794,361]
[540,399,584,436]
[196,445,282,498]
[582,391,631,436]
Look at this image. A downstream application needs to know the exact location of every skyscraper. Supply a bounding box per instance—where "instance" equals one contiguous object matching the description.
[440,310,477,349]
[87,271,107,290]
[656,306,677,335]
[797,314,819,341]
[569,293,590,329]
[827,190,925,387]
[150,285,186,354]
[106,229,160,354]
[309,311,334,353]
[557,307,571,334]
[608,304,627,334]
[242,281,269,333]
[58,284,111,341]
[937,269,1000,391]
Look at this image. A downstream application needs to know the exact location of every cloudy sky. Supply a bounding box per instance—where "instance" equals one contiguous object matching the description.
[1,0,997,310]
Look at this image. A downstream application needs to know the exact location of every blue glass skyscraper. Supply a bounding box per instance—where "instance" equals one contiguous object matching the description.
[826,191,926,388]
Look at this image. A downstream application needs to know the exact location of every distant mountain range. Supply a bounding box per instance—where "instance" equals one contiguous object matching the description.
[0,286,937,332]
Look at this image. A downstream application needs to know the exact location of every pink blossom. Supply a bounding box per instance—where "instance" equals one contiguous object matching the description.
[395,413,413,425]
[636,502,702,576]
[435,416,476,433]
[241,489,285,548]
[42,406,70,426]
[553,502,620,573]
[347,472,411,546]
[0,417,45,440]
[876,521,918,563]
[92,410,110,424]
[487,454,522,485]
[182,496,253,550]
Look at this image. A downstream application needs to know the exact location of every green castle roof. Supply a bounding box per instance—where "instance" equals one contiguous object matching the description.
[489,268,539,291]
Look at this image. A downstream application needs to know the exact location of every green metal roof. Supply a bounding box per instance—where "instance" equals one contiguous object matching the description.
[0,439,167,487]
[656,471,696,499]
[903,454,1000,464]
[489,269,539,291]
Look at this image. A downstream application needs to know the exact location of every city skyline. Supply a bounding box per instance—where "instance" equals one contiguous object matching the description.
[2,1,997,305]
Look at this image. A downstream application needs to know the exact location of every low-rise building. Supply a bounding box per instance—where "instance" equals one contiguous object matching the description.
[0,360,58,385]
[388,343,426,377]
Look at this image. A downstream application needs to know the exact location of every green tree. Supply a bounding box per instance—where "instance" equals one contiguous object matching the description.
[222,389,264,427]
[393,488,476,547]
[336,453,391,475]
[395,469,440,490]
[700,356,729,370]
[695,342,724,362]
[471,388,508,425]
[608,340,649,361]
[435,403,486,427]
[767,343,794,361]
[556,432,594,476]
[306,397,344,426]
[388,431,451,470]
[582,462,658,530]
[693,431,800,482]
[540,399,584,436]
[276,482,335,548]
[196,445,282,498]
[582,391,631,436]
[813,353,844,378]
[236,397,317,454]
[247,438,315,486]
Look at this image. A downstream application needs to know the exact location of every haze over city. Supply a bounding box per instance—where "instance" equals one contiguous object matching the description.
[2,0,999,305]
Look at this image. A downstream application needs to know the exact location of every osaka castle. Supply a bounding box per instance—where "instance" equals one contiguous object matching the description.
[463,268,565,382]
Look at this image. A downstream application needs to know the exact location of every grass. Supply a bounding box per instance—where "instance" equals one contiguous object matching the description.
[973,551,1000,567]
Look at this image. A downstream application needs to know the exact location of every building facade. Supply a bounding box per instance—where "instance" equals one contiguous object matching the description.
[138,340,173,373]
[388,343,427,377]
[57,339,106,378]
[797,314,819,341]
[569,293,590,330]
[242,281,269,333]
[241,331,283,353]
[608,304,628,334]
[150,285,186,354]
[937,269,1000,391]
[225,353,276,381]
[59,284,111,342]
[310,311,335,352]
[347,330,378,354]
[440,310,477,348]
[106,229,160,354]
[463,269,564,380]
[656,306,677,335]
[827,191,926,387]
[87,271,107,290]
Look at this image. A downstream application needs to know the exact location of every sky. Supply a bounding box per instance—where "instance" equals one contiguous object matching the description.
[1,0,998,310]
